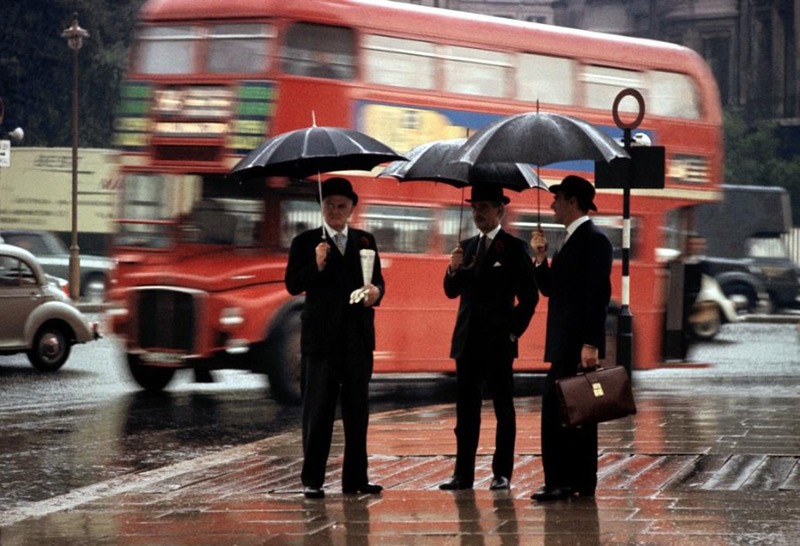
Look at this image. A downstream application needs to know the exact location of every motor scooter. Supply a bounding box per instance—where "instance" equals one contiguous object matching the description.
[688,274,742,340]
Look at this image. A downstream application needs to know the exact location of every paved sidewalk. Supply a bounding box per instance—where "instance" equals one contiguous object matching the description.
[2,365,799,545]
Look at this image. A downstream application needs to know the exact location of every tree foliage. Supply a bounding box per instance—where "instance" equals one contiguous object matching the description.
[724,109,800,225]
[0,0,145,147]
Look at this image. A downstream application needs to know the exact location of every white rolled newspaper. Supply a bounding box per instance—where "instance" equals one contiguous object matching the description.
[350,249,376,304]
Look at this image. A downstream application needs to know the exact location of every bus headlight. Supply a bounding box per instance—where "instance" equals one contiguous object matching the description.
[220,306,244,327]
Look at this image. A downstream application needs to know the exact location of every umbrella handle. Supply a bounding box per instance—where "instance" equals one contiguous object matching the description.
[317,171,326,240]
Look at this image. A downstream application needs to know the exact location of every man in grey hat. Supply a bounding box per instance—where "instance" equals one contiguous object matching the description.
[439,184,538,492]
[285,177,384,499]
[529,175,613,501]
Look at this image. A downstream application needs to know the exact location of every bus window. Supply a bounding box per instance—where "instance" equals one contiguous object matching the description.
[582,65,645,112]
[442,207,478,253]
[281,23,356,80]
[363,35,436,90]
[517,53,575,105]
[281,199,319,249]
[649,70,701,119]
[360,205,434,254]
[207,24,274,74]
[442,45,512,98]
[134,26,198,75]
[510,212,635,261]
[117,173,195,248]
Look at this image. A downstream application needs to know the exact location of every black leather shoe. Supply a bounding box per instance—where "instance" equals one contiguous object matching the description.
[439,476,473,490]
[530,486,572,501]
[342,483,383,495]
[490,476,510,490]
[303,486,325,499]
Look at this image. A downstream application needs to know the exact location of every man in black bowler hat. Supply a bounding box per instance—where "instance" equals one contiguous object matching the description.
[439,184,538,492]
[529,175,613,501]
[285,177,385,499]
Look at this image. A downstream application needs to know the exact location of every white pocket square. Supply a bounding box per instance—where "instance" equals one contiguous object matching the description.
[492,261,502,267]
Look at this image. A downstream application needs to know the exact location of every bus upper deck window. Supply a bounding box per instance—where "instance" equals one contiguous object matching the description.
[134,26,198,75]
[281,23,355,80]
[207,24,274,74]
[650,71,701,119]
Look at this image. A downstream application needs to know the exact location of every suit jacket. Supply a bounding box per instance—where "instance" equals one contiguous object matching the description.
[285,227,384,356]
[444,229,538,360]
[535,219,612,371]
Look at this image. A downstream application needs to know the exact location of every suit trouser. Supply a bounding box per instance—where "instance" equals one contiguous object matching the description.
[300,350,372,489]
[454,352,516,482]
[541,364,598,492]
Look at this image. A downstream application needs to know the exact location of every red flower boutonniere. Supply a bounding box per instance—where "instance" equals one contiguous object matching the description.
[492,239,504,253]
[359,235,371,249]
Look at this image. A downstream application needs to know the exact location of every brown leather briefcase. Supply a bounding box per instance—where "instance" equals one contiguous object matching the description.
[555,365,637,427]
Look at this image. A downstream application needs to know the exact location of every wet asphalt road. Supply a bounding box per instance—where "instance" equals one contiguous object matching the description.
[0,318,796,511]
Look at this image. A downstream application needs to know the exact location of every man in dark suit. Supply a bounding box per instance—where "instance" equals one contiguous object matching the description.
[439,185,538,492]
[530,175,613,501]
[284,177,385,499]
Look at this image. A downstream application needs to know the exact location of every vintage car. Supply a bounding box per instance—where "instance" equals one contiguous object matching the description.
[0,244,98,371]
[0,229,115,301]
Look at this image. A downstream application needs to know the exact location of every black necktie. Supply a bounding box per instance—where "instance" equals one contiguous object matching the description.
[476,235,488,264]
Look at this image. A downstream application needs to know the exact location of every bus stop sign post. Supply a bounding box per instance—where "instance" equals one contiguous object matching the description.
[595,88,665,375]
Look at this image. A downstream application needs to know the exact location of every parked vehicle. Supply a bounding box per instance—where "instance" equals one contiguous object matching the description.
[688,274,741,340]
[0,229,115,301]
[693,185,800,313]
[0,244,99,371]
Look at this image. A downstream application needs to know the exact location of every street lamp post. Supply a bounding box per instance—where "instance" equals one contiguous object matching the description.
[62,13,89,301]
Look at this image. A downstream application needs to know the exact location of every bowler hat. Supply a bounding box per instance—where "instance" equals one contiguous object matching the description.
[548,175,597,211]
[319,177,358,205]
[465,184,510,205]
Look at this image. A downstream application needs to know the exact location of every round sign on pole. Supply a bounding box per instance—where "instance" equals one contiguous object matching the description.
[612,88,645,130]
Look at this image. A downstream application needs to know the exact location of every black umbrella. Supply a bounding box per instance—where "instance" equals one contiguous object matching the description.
[452,111,628,222]
[229,125,404,181]
[379,138,547,191]
[453,112,627,167]
[379,138,548,239]
[229,124,404,239]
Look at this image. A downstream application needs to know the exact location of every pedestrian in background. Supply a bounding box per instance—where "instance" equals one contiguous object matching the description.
[284,177,385,499]
[439,185,538,492]
[530,175,613,501]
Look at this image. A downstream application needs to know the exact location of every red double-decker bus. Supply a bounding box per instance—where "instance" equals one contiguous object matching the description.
[108,0,723,402]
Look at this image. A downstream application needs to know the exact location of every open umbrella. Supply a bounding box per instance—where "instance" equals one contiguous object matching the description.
[228,124,404,238]
[379,138,548,239]
[451,111,628,222]
[453,112,627,167]
[229,125,404,181]
[379,138,546,191]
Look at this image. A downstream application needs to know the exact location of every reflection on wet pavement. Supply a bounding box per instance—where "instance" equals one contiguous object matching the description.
[2,384,799,545]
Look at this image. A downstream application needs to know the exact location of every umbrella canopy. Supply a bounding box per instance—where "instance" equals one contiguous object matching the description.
[229,125,404,181]
[379,138,547,192]
[452,112,628,168]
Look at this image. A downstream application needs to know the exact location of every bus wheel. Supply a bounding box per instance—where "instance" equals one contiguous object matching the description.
[127,354,175,392]
[267,308,302,405]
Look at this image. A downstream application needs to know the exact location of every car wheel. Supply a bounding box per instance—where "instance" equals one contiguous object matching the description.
[722,282,757,314]
[27,324,71,372]
[266,307,302,405]
[127,353,176,392]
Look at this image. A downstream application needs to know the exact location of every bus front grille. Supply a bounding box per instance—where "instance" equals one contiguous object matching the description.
[136,289,198,352]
